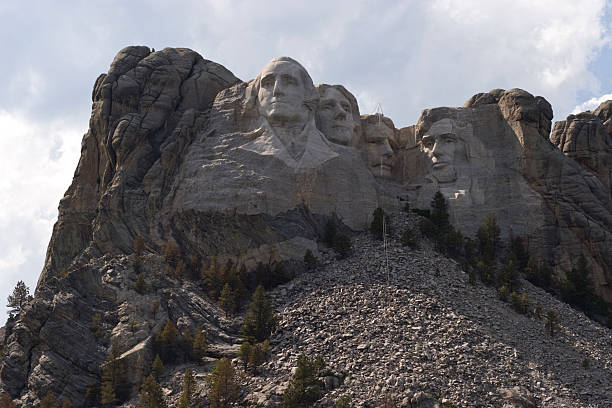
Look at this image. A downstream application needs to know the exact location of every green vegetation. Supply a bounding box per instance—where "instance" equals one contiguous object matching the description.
[178,369,195,408]
[100,344,130,405]
[207,358,239,408]
[241,285,277,343]
[401,227,419,249]
[7,280,31,317]
[0,393,15,408]
[545,309,559,337]
[324,218,353,259]
[370,207,391,240]
[139,375,167,408]
[151,354,164,380]
[335,396,353,408]
[282,355,325,408]
[39,392,58,408]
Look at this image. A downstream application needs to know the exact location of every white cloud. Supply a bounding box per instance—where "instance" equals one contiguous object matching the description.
[0,110,82,323]
[571,93,612,114]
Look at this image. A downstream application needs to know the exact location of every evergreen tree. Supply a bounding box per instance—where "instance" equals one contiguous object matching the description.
[155,320,179,362]
[238,341,252,371]
[39,392,58,408]
[561,254,593,311]
[545,309,559,337]
[0,393,15,408]
[247,343,266,374]
[324,219,337,247]
[7,280,31,316]
[191,326,207,361]
[84,382,100,406]
[101,344,129,404]
[135,273,147,294]
[207,358,239,408]
[370,207,390,240]
[332,233,352,259]
[202,257,222,299]
[282,355,324,408]
[139,375,167,408]
[151,354,164,380]
[163,241,181,267]
[61,400,72,408]
[509,236,529,270]
[90,313,103,338]
[499,254,520,292]
[241,285,277,342]
[178,369,196,408]
[430,191,450,233]
[217,283,235,317]
[134,235,146,256]
[400,228,418,249]
[477,213,500,263]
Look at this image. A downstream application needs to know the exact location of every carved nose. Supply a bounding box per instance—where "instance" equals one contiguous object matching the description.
[382,140,393,157]
[335,110,347,121]
[272,81,284,96]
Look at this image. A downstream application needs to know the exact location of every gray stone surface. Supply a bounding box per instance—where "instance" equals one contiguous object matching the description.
[1,48,612,407]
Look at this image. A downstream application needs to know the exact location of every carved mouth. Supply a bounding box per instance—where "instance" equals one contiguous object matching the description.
[432,162,448,169]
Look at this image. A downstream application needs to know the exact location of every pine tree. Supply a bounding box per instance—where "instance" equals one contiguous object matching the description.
[545,309,559,337]
[7,280,31,316]
[134,235,146,256]
[135,273,147,294]
[499,254,520,292]
[561,254,593,311]
[139,375,167,408]
[177,369,195,408]
[163,241,181,267]
[156,320,179,362]
[100,344,129,404]
[332,233,352,259]
[247,343,266,374]
[61,400,72,408]
[477,213,500,263]
[282,355,324,408]
[217,283,235,317]
[39,392,58,408]
[370,207,390,240]
[151,354,164,380]
[191,326,207,361]
[0,393,15,408]
[239,341,252,370]
[430,191,450,233]
[207,358,239,408]
[241,285,277,342]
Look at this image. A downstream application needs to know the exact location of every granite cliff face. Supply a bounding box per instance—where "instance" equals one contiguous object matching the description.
[1,47,611,407]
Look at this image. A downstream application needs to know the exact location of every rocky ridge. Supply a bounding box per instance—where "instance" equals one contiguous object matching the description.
[1,46,611,407]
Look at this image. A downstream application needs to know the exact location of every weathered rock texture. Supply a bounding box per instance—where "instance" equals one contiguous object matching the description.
[406,89,612,301]
[1,47,611,407]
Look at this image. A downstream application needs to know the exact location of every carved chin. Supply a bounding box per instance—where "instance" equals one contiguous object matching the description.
[326,127,352,144]
[432,166,457,183]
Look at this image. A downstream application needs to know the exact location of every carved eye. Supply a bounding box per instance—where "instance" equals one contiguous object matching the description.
[282,75,298,86]
[321,102,333,111]
[261,75,275,88]
[341,102,351,113]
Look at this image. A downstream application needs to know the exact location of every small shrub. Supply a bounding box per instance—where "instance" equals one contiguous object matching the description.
[401,228,419,249]
[545,309,559,336]
[304,249,317,270]
[332,233,352,259]
[335,395,353,408]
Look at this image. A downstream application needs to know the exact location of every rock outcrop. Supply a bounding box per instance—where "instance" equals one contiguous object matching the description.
[405,88,612,301]
[1,47,611,407]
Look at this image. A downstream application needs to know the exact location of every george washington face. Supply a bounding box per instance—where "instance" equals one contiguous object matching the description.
[257,59,310,127]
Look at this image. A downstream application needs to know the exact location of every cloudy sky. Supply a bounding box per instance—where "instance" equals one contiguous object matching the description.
[1,0,610,324]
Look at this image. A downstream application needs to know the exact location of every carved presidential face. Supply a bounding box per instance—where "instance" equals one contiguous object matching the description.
[362,116,395,178]
[317,87,357,145]
[422,118,466,183]
[257,60,309,126]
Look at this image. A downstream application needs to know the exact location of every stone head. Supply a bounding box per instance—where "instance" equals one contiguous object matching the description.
[421,118,468,183]
[246,57,317,127]
[315,84,361,146]
[361,114,397,179]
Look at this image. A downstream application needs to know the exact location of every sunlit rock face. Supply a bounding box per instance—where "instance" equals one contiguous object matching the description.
[551,102,612,199]
[406,89,612,302]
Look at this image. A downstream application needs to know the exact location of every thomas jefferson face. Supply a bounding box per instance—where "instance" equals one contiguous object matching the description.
[257,60,309,126]
[422,118,465,183]
[363,117,395,178]
[317,87,356,145]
